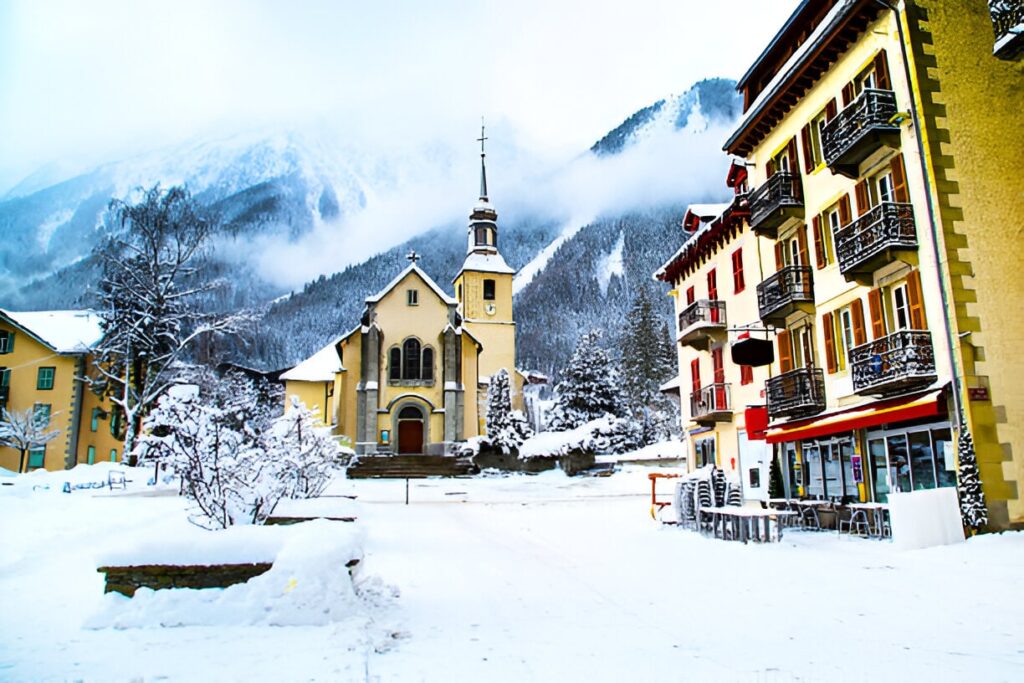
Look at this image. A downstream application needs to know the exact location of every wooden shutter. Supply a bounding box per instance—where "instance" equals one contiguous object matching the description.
[777,329,793,374]
[812,215,826,269]
[838,194,852,226]
[767,157,777,178]
[822,312,837,374]
[732,249,744,293]
[796,224,809,267]
[868,288,886,339]
[842,82,855,106]
[713,347,725,383]
[826,98,837,121]
[690,359,701,394]
[855,180,870,216]
[874,49,891,90]
[686,286,695,305]
[707,268,718,299]
[906,270,928,329]
[786,137,799,175]
[774,242,785,270]
[851,299,867,347]
[890,153,909,202]
[801,124,814,173]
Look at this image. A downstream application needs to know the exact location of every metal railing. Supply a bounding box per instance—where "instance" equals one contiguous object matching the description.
[822,89,899,167]
[850,330,936,394]
[690,383,731,419]
[757,265,814,320]
[749,171,803,228]
[990,1,1023,53]
[834,202,917,276]
[678,299,727,332]
[767,367,826,419]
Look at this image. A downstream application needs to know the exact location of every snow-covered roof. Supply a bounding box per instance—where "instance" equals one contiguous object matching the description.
[365,263,457,306]
[659,376,681,393]
[686,203,729,219]
[456,251,515,278]
[281,337,345,382]
[652,204,727,280]
[0,309,104,354]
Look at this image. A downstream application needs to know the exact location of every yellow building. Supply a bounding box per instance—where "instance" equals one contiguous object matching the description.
[707,0,1023,528]
[0,309,122,472]
[655,194,776,500]
[282,136,519,454]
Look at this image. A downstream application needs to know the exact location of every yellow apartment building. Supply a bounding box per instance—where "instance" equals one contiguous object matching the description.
[712,0,1023,528]
[0,309,122,472]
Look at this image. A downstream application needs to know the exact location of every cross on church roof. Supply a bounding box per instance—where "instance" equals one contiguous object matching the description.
[477,119,488,155]
[406,250,421,265]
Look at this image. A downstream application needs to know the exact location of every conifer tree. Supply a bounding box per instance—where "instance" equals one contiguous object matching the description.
[485,368,533,453]
[956,422,987,531]
[768,455,786,499]
[548,330,627,431]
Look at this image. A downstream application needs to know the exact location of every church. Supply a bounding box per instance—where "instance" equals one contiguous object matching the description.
[281,132,520,455]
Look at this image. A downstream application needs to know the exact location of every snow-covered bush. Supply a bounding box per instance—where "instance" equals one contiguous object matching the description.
[267,398,343,499]
[547,330,628,431]
[519,415,639,459]
[485,369,533,453]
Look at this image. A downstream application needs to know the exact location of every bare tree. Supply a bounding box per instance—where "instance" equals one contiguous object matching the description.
[90,185,249,460]
[0,407,61,473]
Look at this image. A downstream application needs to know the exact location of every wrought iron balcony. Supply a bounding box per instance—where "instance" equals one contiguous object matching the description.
[822,89,901,178]
[748,171,804,237]
[990,0,1024,59]
[690,383,732,424]
[756,265,814,325]
[850,330,936,396]
[834,202,918,282]
[677,299,727,350]
[767,367,826,420]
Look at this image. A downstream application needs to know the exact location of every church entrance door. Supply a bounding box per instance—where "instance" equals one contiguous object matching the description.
[397,406,425,454]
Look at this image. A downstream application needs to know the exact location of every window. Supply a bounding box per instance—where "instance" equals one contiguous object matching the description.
[837,307,855,371]
[457,284,463,301]
[110,408,121,437]
[33,403,51,426]
[91,408,102,432]
[421,347,434,381]
[0,330,13,354]
[0,366,9,408]
[402,339,421,379]
[390,340,435,383]
[803,107,830,171]
[389,348,402,381]
[695,437,716,468]
[406,289,419,306]
[731,249,745,293]
[875,171,894,205]
[892,284,910,331]
[37,366,55,390]
[483,279,496,301]
[706,268,717,300]
[28,446,46,469]
[793,325,815,369]
[475,226,493,246]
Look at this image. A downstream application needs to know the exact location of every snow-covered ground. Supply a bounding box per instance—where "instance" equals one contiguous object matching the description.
[2,463,1023,681]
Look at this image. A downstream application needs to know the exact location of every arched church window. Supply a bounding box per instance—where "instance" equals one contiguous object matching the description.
[483,279,496,301]
[389,348,401,381]
[422,347,434,381]
[403,338,421,379]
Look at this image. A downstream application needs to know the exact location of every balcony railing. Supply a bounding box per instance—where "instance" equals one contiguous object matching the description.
[850,330,937,396]
[822,89,900,177]
[834,202,918,281]
[756,265,814,325]
[690,383,732,423]
[990,0,1024,59]
[677,299,727,349]
[767,367,826,419]
[748,171,804,236]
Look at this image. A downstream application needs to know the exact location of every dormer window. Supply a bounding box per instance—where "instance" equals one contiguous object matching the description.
[407,289,418,306]
[483,279,496,301]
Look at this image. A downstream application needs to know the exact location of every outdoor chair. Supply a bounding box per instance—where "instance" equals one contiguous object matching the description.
[108,471,127,490]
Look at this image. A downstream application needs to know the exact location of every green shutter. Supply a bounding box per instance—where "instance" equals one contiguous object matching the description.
[87,446,96,465]
[110,449,118,463]
[28,447,45,469]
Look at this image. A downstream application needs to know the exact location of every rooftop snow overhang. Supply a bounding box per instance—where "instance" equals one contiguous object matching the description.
[724,0,884,158]
[654,195,750,284]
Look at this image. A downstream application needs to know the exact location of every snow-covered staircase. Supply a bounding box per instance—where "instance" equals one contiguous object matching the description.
[346,455,478,479]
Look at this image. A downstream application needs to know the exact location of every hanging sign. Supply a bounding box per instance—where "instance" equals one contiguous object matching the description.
[851,454,863,484]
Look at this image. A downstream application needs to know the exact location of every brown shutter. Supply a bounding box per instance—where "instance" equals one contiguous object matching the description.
[838,194,852,226]
[842,82,855,106]
[767,157,777,178]
[690,359,701,394]
[822,312,837,374]
[801,124,814,173]
[774,242,785,270]
[851,299,867,347]
[868,288,886,339]
[855,180,870,216]
[796,224,809,267]
[826,98,837,121]
[786,137,799,175]
[812,215,826,269]
[890,153,909,203]
[874,49,891,90]
[907,270,928,329]
[777,329,793,374]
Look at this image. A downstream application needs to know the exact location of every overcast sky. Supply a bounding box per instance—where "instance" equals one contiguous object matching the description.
[0,0,797,192]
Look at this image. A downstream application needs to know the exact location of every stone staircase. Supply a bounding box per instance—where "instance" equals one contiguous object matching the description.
[346,454,479,479]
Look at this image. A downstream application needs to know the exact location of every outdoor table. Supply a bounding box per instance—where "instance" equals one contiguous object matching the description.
[845,502,888,538]
[699,507,798,544]
[793,499,829,530]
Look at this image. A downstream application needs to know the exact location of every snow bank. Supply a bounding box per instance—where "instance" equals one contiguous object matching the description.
[518,417,614,459]
[87,520,376,628]
[612,439,684,462]
[271,496,359,519]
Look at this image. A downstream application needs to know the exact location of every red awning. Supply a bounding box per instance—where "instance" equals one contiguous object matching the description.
[765,390,945,444]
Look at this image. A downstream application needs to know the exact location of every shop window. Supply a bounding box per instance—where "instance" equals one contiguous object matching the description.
[407,289,419,306]
[695,437,716,468]
[0,330,13,354]
[37,366,55,390]
[483,279,496,301]
[867,424,955,498]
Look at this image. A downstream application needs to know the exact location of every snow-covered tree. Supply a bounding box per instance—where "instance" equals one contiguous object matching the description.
[485,368,534,453]
[548,330,628,431]
[90,185,249,460]
[957,422,987,532]
[0,407,61,473]
[768,455,786,499]
[268,398,343,499]
[137,387,284,529]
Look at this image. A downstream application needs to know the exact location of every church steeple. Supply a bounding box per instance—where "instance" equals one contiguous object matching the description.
[478,123,489,201]
[467,121,499,255]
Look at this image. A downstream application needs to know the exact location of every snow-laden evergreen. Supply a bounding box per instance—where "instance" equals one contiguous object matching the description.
[547,330,628,431]
[957,423,988,530]
[485,368,533,453]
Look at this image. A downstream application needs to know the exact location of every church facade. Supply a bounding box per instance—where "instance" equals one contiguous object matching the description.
[282,135,519,455]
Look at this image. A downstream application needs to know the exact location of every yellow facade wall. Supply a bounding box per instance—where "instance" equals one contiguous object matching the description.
[283,379,335,426]
[76,368,126,466]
